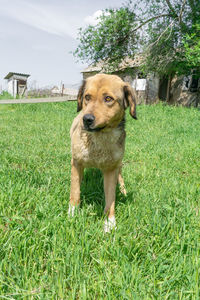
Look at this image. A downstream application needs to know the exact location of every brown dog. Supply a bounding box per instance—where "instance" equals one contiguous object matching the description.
[68,74,137,232]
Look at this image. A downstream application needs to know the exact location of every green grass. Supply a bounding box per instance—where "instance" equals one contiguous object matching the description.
[0,92,13,100]
[0,102,199,299]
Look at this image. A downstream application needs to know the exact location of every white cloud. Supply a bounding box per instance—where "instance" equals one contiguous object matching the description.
[84,10,104,26]
[0,0,78,38]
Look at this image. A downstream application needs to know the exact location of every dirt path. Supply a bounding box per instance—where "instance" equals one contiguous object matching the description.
[0,96,76,104]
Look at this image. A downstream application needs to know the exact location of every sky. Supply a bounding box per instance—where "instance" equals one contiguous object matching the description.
[0,0,124,90]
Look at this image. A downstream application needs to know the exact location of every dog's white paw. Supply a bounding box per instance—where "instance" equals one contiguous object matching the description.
[68,204,76,217]
[104,216,116,233]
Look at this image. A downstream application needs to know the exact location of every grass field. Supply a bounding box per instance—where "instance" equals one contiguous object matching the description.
[0,102,199,299]
[0,92,14,100]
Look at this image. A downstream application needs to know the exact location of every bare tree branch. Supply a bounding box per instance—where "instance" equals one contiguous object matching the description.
[131,13,171,33]
[149,20,175,48]
[179,0,187,23]
[111,13,171,49]
[165,0,178,17]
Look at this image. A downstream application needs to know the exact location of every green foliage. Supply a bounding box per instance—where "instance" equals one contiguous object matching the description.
[0,102,200,298]
[74,6,138,71]
[74,0,200,76]
[183,23,200,73]
[144,8,200,75]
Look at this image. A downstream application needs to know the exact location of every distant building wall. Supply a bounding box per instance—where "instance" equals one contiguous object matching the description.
[170,75,200,107]
[147,76,160,104]
[81,68,160,105]
[116,70,159,104]
[81,59,200,107]
[13,80,17,98]
[7,79,18,97]
[82,71,98,80]
[7,79,13,96]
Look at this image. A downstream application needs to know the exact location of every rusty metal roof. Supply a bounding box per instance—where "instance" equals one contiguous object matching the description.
[4,72,30,79]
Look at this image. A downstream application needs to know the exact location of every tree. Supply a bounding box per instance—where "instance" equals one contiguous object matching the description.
[74,6,138,71]
[74,0,200,76]
[182,23,200,73]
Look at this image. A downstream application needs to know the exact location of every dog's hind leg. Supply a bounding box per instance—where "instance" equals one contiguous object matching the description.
[118,167,127,196]
[68,159,84,217]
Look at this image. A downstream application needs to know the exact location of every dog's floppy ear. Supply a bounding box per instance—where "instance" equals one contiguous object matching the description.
[123,84,137,120]
[77,80,86,112]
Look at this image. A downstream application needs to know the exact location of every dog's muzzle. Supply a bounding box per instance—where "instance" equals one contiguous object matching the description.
[83,114,105,132]
[83,114,95,128]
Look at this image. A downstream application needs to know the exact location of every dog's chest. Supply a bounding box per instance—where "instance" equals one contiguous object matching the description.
[72,129,125,169]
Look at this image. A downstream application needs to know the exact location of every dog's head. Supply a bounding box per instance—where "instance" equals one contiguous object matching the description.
[77,74,137,132]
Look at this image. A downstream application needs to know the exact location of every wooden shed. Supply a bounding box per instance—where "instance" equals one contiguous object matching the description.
[81,56,160,105]
[4,72,30,98]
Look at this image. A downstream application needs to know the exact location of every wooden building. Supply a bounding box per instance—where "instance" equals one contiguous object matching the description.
[4,72,30,98]
[81,57,199,107]
[81,56,160,105]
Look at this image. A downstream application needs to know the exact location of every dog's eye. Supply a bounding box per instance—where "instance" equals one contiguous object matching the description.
[105,96,113,102]
[85,95,91,101]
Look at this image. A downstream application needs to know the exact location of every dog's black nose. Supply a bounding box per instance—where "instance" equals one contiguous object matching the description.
[83,114,95,127]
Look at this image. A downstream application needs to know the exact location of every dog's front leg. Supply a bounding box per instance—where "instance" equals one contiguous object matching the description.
[103,169,118,232]
[68,159,83,216]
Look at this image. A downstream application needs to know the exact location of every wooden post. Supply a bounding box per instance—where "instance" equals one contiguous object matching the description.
[61,84,64,96]
[145,78,149,104]
[21,85,26,97]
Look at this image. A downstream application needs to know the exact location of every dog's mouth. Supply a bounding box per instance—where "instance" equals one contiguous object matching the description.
[83,114,106,132]
[84,125,106,132]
